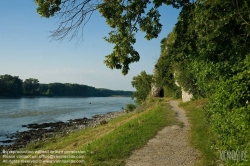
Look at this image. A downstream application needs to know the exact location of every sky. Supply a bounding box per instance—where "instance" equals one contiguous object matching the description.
[0,0,180,91]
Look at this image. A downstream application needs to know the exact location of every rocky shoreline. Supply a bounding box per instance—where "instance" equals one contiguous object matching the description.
[0,110,126,151]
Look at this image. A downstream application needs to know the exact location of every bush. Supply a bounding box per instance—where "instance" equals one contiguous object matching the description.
[125,103,136,112]
[163,86,181,98]
[131,71,153,104]
[204,56,250,165]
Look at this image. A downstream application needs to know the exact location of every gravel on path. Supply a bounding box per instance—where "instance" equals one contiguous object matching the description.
[126,100,200,166]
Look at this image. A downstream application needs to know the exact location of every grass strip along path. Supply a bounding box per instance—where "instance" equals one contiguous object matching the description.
[125,100,200,166]
[179,99,218,166]
[1,98,181,166]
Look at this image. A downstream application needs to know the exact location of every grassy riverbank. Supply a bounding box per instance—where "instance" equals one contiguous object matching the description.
[1,98,181,166]
[179,99,217,166]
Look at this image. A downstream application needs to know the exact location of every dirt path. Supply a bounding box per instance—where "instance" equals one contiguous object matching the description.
[126,100,200,166]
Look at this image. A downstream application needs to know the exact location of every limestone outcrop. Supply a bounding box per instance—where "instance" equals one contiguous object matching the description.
[174,73,193,102]
[150,69,164,97]
[151,69,192,102]
[150,83,163,97]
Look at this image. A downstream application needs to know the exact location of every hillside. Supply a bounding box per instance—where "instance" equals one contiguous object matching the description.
[149,2,250,165]
[130,1,249,165]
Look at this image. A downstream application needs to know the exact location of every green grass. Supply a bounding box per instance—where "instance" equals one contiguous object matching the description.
[1,98,180,166]
[81,102,180,165]
[179,99,218,166]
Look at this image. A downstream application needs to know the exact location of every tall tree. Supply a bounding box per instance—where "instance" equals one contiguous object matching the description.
[131,71,152,104]
[23,78,40,95]
[35,0,191,75]
[0,74,23,97]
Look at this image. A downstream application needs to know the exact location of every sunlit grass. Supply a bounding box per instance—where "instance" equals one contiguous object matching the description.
[179,99,217,166]
[80,102,180,165]
[1,98,180,166]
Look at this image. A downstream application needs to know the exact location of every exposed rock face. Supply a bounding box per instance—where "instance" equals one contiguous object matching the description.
[150,84,163,97]
[150,68,164,97]
[174,72,193,102]
[181,88,193,102]
[151,66,193,102]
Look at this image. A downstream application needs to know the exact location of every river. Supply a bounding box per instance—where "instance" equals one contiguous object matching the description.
[0,97,134,145]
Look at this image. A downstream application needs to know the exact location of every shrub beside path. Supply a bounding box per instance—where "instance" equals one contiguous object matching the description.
[126,100,200,166]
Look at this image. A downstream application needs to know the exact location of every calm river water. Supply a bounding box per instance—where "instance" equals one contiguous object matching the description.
[0,97,133,144]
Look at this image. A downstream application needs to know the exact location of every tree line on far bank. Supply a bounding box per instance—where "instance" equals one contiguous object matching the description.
[0,74,133,98]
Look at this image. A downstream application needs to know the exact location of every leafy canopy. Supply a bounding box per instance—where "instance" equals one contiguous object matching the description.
[23,78,40,95]
[131,70,152,104]
[35,0,190,75]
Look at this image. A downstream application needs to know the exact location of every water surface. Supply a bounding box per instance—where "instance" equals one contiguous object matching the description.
[0,97,133,144]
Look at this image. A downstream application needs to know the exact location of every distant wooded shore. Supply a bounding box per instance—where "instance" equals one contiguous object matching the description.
[0,74,133,98]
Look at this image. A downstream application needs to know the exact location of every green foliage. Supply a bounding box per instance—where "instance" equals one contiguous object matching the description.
[36,0,61,18]
[173,62,202,98]
[190,4,250,163]
[180,99,218,166]
[99,0,162,74]
[155,0,250,165]
[33,0,250,164]
[42,82,132,97]
[23,78,40,95]
[204,55,250,165]
[125,103,136,112]
[167,3,203,97]
[0,74,133,98]
[131,71,153,104]
[154,32,182,99]
[0,74,23,97]
[35,0,191,75]
[163,86,181,98]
